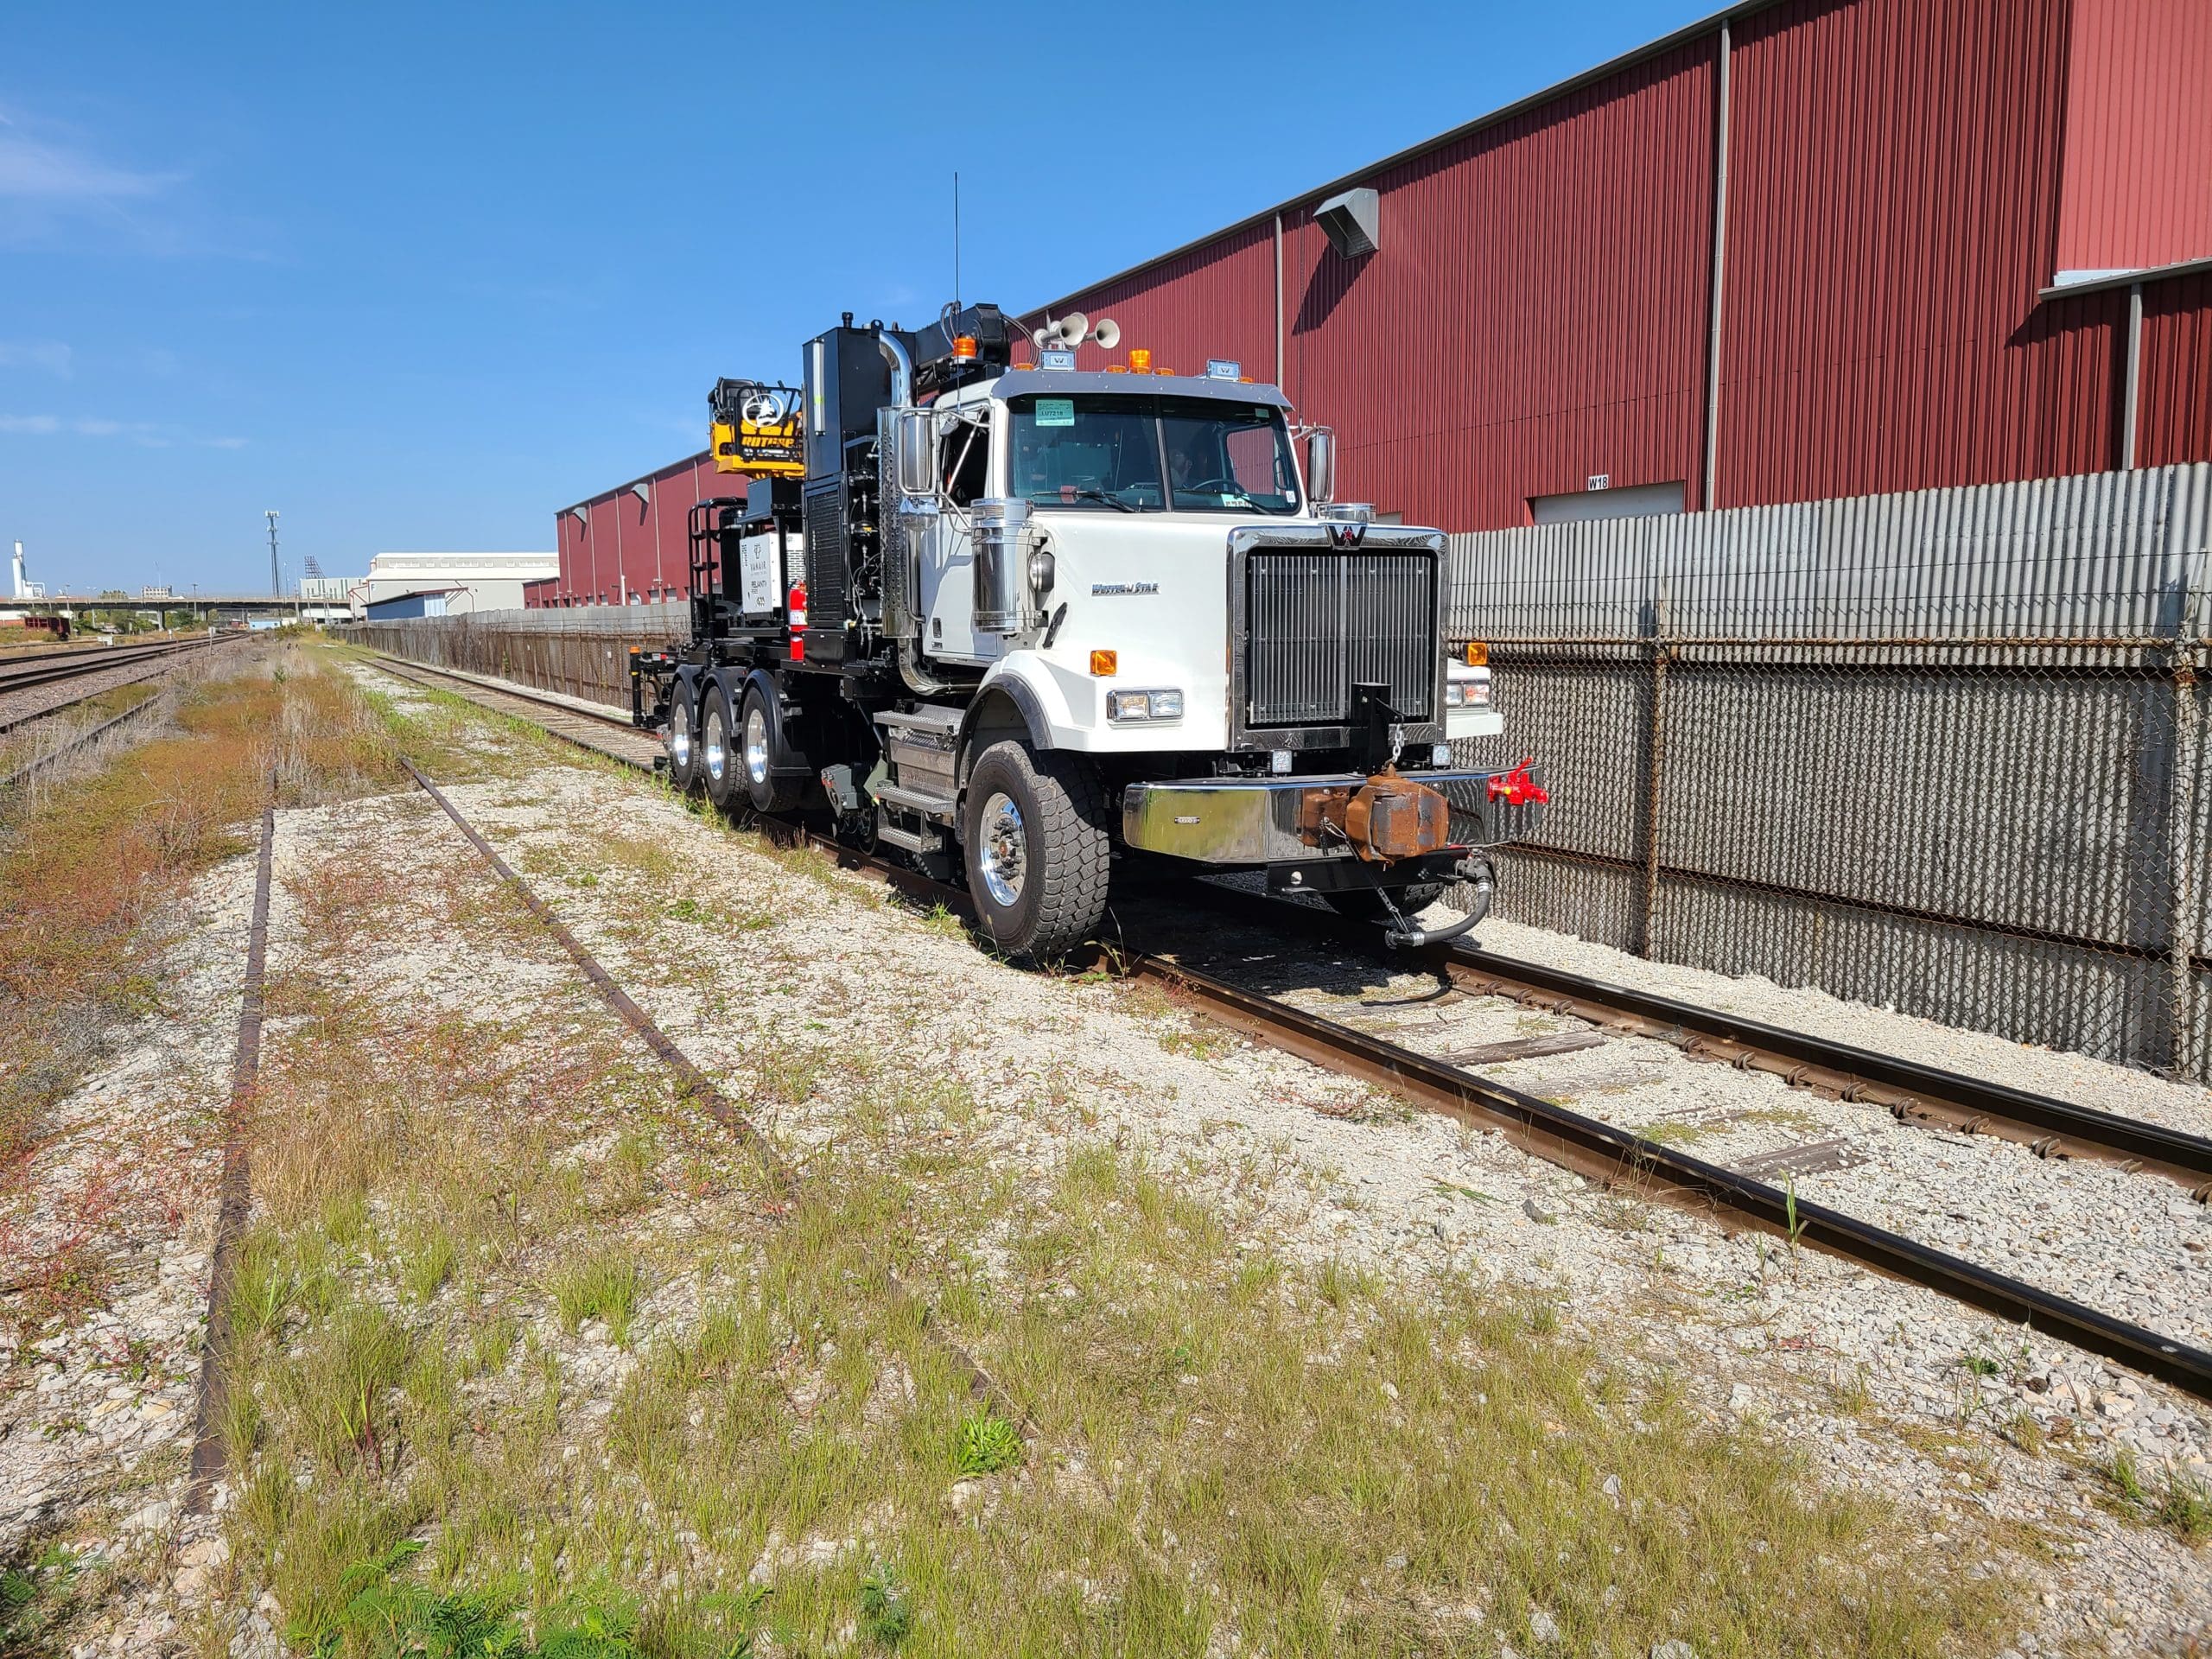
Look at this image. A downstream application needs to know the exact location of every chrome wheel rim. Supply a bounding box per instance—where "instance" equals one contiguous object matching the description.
[745,704,772,785]
[670,699,693,769]
[703,710,726,785]
[977,791,1027,909]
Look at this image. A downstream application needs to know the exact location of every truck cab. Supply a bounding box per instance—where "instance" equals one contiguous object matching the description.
[635,302,1546,960]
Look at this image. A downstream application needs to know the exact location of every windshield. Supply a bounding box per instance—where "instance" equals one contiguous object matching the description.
[1007,393,1300,514]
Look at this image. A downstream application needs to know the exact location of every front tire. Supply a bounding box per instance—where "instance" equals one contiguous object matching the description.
[665,685,701,793]
[961,741,1111,962]
[700,690,740,809]
[741,686,804,814]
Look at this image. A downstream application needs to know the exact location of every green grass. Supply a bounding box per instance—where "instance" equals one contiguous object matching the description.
[548,1246,649,1344]
[201,650,2024,1659]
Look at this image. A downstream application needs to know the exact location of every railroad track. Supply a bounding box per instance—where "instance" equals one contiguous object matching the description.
[0,633,219,705]
[363,649,2212,1399]
[0,637,246,790]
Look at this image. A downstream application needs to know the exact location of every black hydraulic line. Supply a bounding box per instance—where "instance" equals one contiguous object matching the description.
[1146,954,2212,1402]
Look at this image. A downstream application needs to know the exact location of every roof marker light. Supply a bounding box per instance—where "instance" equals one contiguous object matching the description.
[1128,348,1152,373]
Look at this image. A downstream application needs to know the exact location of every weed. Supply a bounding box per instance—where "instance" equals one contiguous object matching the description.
[2100,1447,2212,1542]
[549,1247,648,1344]
[284,1301,409,1475]
[950,1413,1023,1477]
[2104,1446,2149,1507]
[1159,1025,1235,1061]
[1430,1179,1497,1205]
[1999,1407,2044,1457]
[1960,1354,2001,1379]
[13,1240,112,1329]
[2157,1471,2212,1543]
[859,1563,913,1649]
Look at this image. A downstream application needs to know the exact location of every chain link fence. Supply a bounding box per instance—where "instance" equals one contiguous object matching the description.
[1447,463,2212,1080]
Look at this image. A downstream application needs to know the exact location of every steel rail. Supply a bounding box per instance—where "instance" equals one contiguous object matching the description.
[371,649,2212,1397]
[1180,882,2212,1201]
[0,633,218,696]
[0,638,232,737]
[0,695,169,792]
[186,800,275,1513]
[397,755,1026,1425]
[1133,952,2212,1401]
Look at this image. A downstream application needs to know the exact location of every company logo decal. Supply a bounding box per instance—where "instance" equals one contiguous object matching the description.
[1326,522,1368,549]
[1090,582,1160,595]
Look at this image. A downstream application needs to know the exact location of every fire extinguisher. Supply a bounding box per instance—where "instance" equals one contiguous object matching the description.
[787,580,807,662]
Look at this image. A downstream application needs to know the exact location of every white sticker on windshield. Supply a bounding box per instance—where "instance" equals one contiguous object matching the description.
[1034,397,1075,428]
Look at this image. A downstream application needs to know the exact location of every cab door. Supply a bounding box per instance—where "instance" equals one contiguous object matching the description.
[917,410,997,665]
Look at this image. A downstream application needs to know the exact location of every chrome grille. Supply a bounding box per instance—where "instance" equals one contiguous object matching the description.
[1244,550,1436,727]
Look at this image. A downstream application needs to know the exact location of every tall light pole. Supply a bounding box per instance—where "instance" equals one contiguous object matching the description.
[266,509,280,599]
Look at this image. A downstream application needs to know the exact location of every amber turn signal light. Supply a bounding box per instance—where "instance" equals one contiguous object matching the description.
[1464,641,1490,666]
[1090,649,1118,677]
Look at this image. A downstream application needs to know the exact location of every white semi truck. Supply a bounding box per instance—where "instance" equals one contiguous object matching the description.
[632,301,1547,959]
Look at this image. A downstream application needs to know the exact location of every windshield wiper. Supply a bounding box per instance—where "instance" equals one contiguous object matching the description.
[1065,487,1138,513]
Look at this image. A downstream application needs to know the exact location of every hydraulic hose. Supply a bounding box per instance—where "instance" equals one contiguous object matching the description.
[1386,858,1493,950]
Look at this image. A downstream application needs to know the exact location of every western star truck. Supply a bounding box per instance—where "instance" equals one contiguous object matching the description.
[632,301,1547,959]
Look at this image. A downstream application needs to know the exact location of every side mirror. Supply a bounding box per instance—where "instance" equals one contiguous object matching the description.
[1305,427,1337,505]
[893,408,937,498]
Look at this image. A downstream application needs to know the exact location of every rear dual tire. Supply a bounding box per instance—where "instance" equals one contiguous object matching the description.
[961,740,1111,963]
[666,689,702,793]
[696,684,805,815]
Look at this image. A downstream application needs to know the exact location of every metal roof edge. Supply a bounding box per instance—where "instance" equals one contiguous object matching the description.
[2038,256,2212,302]
[1024,0,1784,323]
[559,449,716,518]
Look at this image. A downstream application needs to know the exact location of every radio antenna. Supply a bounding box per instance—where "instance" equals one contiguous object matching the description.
[952,171,962,308]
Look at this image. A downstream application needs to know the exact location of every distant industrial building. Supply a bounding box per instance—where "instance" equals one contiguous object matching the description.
[364,587,468,621]
[357,551,557,618]
[549,0,2210,601]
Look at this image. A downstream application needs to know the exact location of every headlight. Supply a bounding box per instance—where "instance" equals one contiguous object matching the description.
[1106,689,1184,721]
[1443,666,1491,709]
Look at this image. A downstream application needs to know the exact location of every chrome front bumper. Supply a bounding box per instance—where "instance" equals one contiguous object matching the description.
[1121,766,1546,865]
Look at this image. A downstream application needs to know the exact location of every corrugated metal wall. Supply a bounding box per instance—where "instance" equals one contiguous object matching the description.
[1046,219,1277,386]
[1285,39,1719,527]
[2056,0,2212,277]
[1037,0,2209,531]
[1445,462,2212,1077]
[552,452,730,607]
[2141,272,2212,468]
[1715,0,2119,505]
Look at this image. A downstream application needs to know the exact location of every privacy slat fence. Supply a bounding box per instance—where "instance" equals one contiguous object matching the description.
[1445,463,2212,1079]
[358,463,2212,1078]
[356,602,687,712]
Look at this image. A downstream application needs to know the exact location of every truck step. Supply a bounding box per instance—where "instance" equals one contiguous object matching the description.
[875,821,945,855]
[874,781,957,821]
[874,704,963,739]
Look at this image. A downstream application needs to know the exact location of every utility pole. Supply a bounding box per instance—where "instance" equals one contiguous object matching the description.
[267,509,280,599]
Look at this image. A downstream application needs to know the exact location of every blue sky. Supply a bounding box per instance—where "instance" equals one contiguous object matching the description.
[0,0,1708,594]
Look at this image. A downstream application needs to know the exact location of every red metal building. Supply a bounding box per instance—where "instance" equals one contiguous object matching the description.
[550,0,2212,599]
